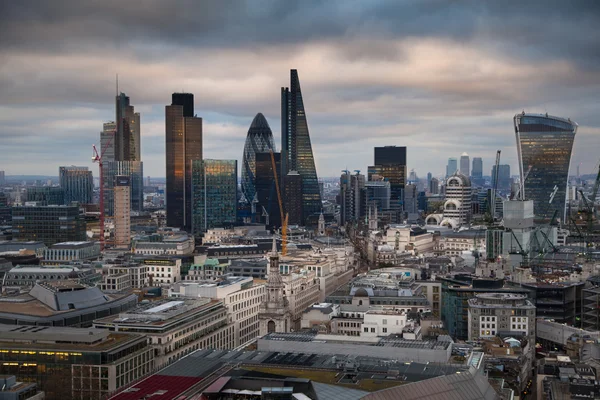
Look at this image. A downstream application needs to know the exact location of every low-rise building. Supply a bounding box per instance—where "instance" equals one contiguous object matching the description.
[2,265,101,290]
[11,205,86,246]
[141,258,181,285]
[98,273,131,293]
[434,229,486,257]
[468,293,536,342]
[132,234,194,256]
[42,241,101,265]
[93,298,234,368]
[361,308,408,337]
[0,324,154,400]
[301,303,340,332]
[385,225,435,254]
[0,375,43,400]
[0,241,46,257]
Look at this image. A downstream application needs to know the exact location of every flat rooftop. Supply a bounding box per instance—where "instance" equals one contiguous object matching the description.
[50,241,97,249]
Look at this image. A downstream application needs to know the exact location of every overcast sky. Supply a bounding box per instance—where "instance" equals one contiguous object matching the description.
[1,0,599,179]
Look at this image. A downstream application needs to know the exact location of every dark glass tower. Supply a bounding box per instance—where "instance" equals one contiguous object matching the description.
[514,112,577,221]
[166,93,202,230]
[368,146,407,221]
[59,166,93,205]
[281,69,322,224]
[242,113,275,205]
[255,152,281,229]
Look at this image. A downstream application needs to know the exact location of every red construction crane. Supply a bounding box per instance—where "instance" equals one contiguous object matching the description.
[92,130,116,251]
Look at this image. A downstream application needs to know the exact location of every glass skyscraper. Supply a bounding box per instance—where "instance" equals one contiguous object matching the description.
[255,152,281,229]
[102,161,143,217]
[514,112,577,221]
[59,166,93,205]
[166,93,202,230]
[281,69,322,224]
[446,157,458,178]
[191,160,237,235]
[242,113,275,205]
[368,146,407,221]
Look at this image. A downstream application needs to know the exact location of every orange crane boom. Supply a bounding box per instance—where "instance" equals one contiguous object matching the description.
[270,150,288,256]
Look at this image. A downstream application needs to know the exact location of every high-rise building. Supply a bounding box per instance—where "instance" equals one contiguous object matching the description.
[191,160,237,235]
[0,171,5,186]
[446,158,458,178]
[443,172,472,226]
[404,184,418,215]
[11,205,86,245]
[514,112,577,220]
[255,152,281,228]
[368,146,407,221]
[242,113,275,205]
[426,172,432,187]
[166,93,202,230]
[100,121,117,162]
[103,161,143,217]
[364,181,391,214]
[115,93,141,162]
[25,186,64,206]
[59,166,93,205]
[429,177,440,195]
[472,157,483,178]
[0,192,10,224]
[114,175,131,248]
[460,153,470,176]
[281,70,321,224]
[339,171,365,225]
[284,172,303,225]
[491,164,511,191]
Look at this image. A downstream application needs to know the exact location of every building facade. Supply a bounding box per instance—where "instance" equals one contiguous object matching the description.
[442,172,472,227]
[284,171,303,225]
[102,160,143,216]
[446,157,458,178]
[514,112,577,220]
[369,146,407,220]
[281,69,322,224]
[471,157,483,185]
[166,93,203,230]
[254,152,282,228]
[25,187,64,206]
[113,175,131,248]
[339,171,365,225]
[42,241,101,265]
[59,166,93,205]
[11,205,86,246]
[191,159,237,234]
[460,153,470,177]
[241,113,275,206]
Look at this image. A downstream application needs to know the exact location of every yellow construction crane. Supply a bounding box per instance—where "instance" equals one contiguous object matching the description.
[270,150,288,256]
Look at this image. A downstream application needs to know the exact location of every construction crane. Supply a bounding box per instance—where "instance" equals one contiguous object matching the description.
[270,150,288,256]
[513,165,532,201]
[92,130,116,251]
[579,162,600,233]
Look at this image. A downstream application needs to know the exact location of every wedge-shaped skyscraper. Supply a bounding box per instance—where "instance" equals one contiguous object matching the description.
[242,113,275,205]
[281,69,321,223]
[514,112,577,221]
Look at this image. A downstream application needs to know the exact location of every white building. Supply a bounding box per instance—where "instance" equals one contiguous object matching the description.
[104,263,149,289]
[385,225,435,254]
[132,234,194,256]
[42,241,100,265]
[425,172,472,228]
[362,309,408,337]
[301,303,341,331]
[143,258,181,285]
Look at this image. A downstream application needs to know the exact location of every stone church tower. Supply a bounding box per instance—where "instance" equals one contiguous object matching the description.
[258,239,292,335]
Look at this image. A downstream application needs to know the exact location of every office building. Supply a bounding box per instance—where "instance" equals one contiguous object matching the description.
[166,93,202,230]
[426,171,432,186]
[368,146,407,220]
[446,157,458,178]
[468,293,536,342]
[113,175,131,248]
[100,121,116,162]
[442,172,472,226]
[364,180,391,214]
[25,186,64,206]
[404,183,417,215]
[254,152,281,228]
[59,166,93,205]
[94,298,234,368]
[191,160,237,234]
[429,177,439,194]
[339,171,365,225]
[115,92,141,162]
[241,113,275,206]
[42,241,101,265]
[11,205,86,246]
[514,112,577,220]
[0,193,11,225]
[102,160,143,217]
[472,157,483,185]
[0,324,153,400]
[281,70,322,224]
[460,152,470,176]
[284,171,303,225]
[491,164,511,191]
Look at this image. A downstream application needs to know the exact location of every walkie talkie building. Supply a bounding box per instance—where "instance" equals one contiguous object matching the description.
[514,112,577,221]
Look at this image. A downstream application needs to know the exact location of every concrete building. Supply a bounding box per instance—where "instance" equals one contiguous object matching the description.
[11,205,86,246]
[443,172,472,226]
[0,375,42,400]
[132,233,194,256]
[429,177,439,195]
[467,293,536,342]
[537,318,600,348]
[113,175,131,248]
[301,303,340,331]
[434,229,486,257]
[59,166,93,205]
[42,241,100,265]
[339,171,365,225]
[0,324,153,400]
[25,187,64,206]
[98,272,131,293]
[385,225,435,254]
[94,298,234,368]
[141,257,181,285]
[0,241,46,257]
[2,265,100,289]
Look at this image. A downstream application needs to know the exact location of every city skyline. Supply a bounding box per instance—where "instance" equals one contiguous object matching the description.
[1,1,599,179]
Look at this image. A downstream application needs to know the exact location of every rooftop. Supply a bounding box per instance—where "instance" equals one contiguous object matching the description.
[50,241,98,249]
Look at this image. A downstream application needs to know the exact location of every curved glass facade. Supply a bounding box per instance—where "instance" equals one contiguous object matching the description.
[241,113,275,204]
[514,112,577,221]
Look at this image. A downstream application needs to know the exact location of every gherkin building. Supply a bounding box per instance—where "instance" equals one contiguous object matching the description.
[242,113,275,205]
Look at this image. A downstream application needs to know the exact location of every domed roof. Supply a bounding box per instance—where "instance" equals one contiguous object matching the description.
[354,288,369,297]
[447,171,471,187]
[249,112,271,131]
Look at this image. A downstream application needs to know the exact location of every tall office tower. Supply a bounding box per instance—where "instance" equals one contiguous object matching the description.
[59,166,93,205]
[368,146,407,222]
[191,160,237,235]
[404,184,418,215]
[460,153,470,177]
[491,164,511,192]
[103,161,143,217]
[408,169,418,183]
[242,113,276,206]
[113,175,131,248]
[281,69,322,224]
[429,177,440,195]
[166,93,202,230]
[471,157,483,186]
[339,171,365,225]
[446,158,458,178]
[11,205,86,246]
[25,187,64,206]
[115,93,141,162]
[514,112,577,220]
[0,171,4,185]
[427,172,432,187]
[443,172,472,226]
[0,192,10,224]
[364,181,391,215]
[284,172,303,225]
[100,121,117,162]
[255,152,281,229]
